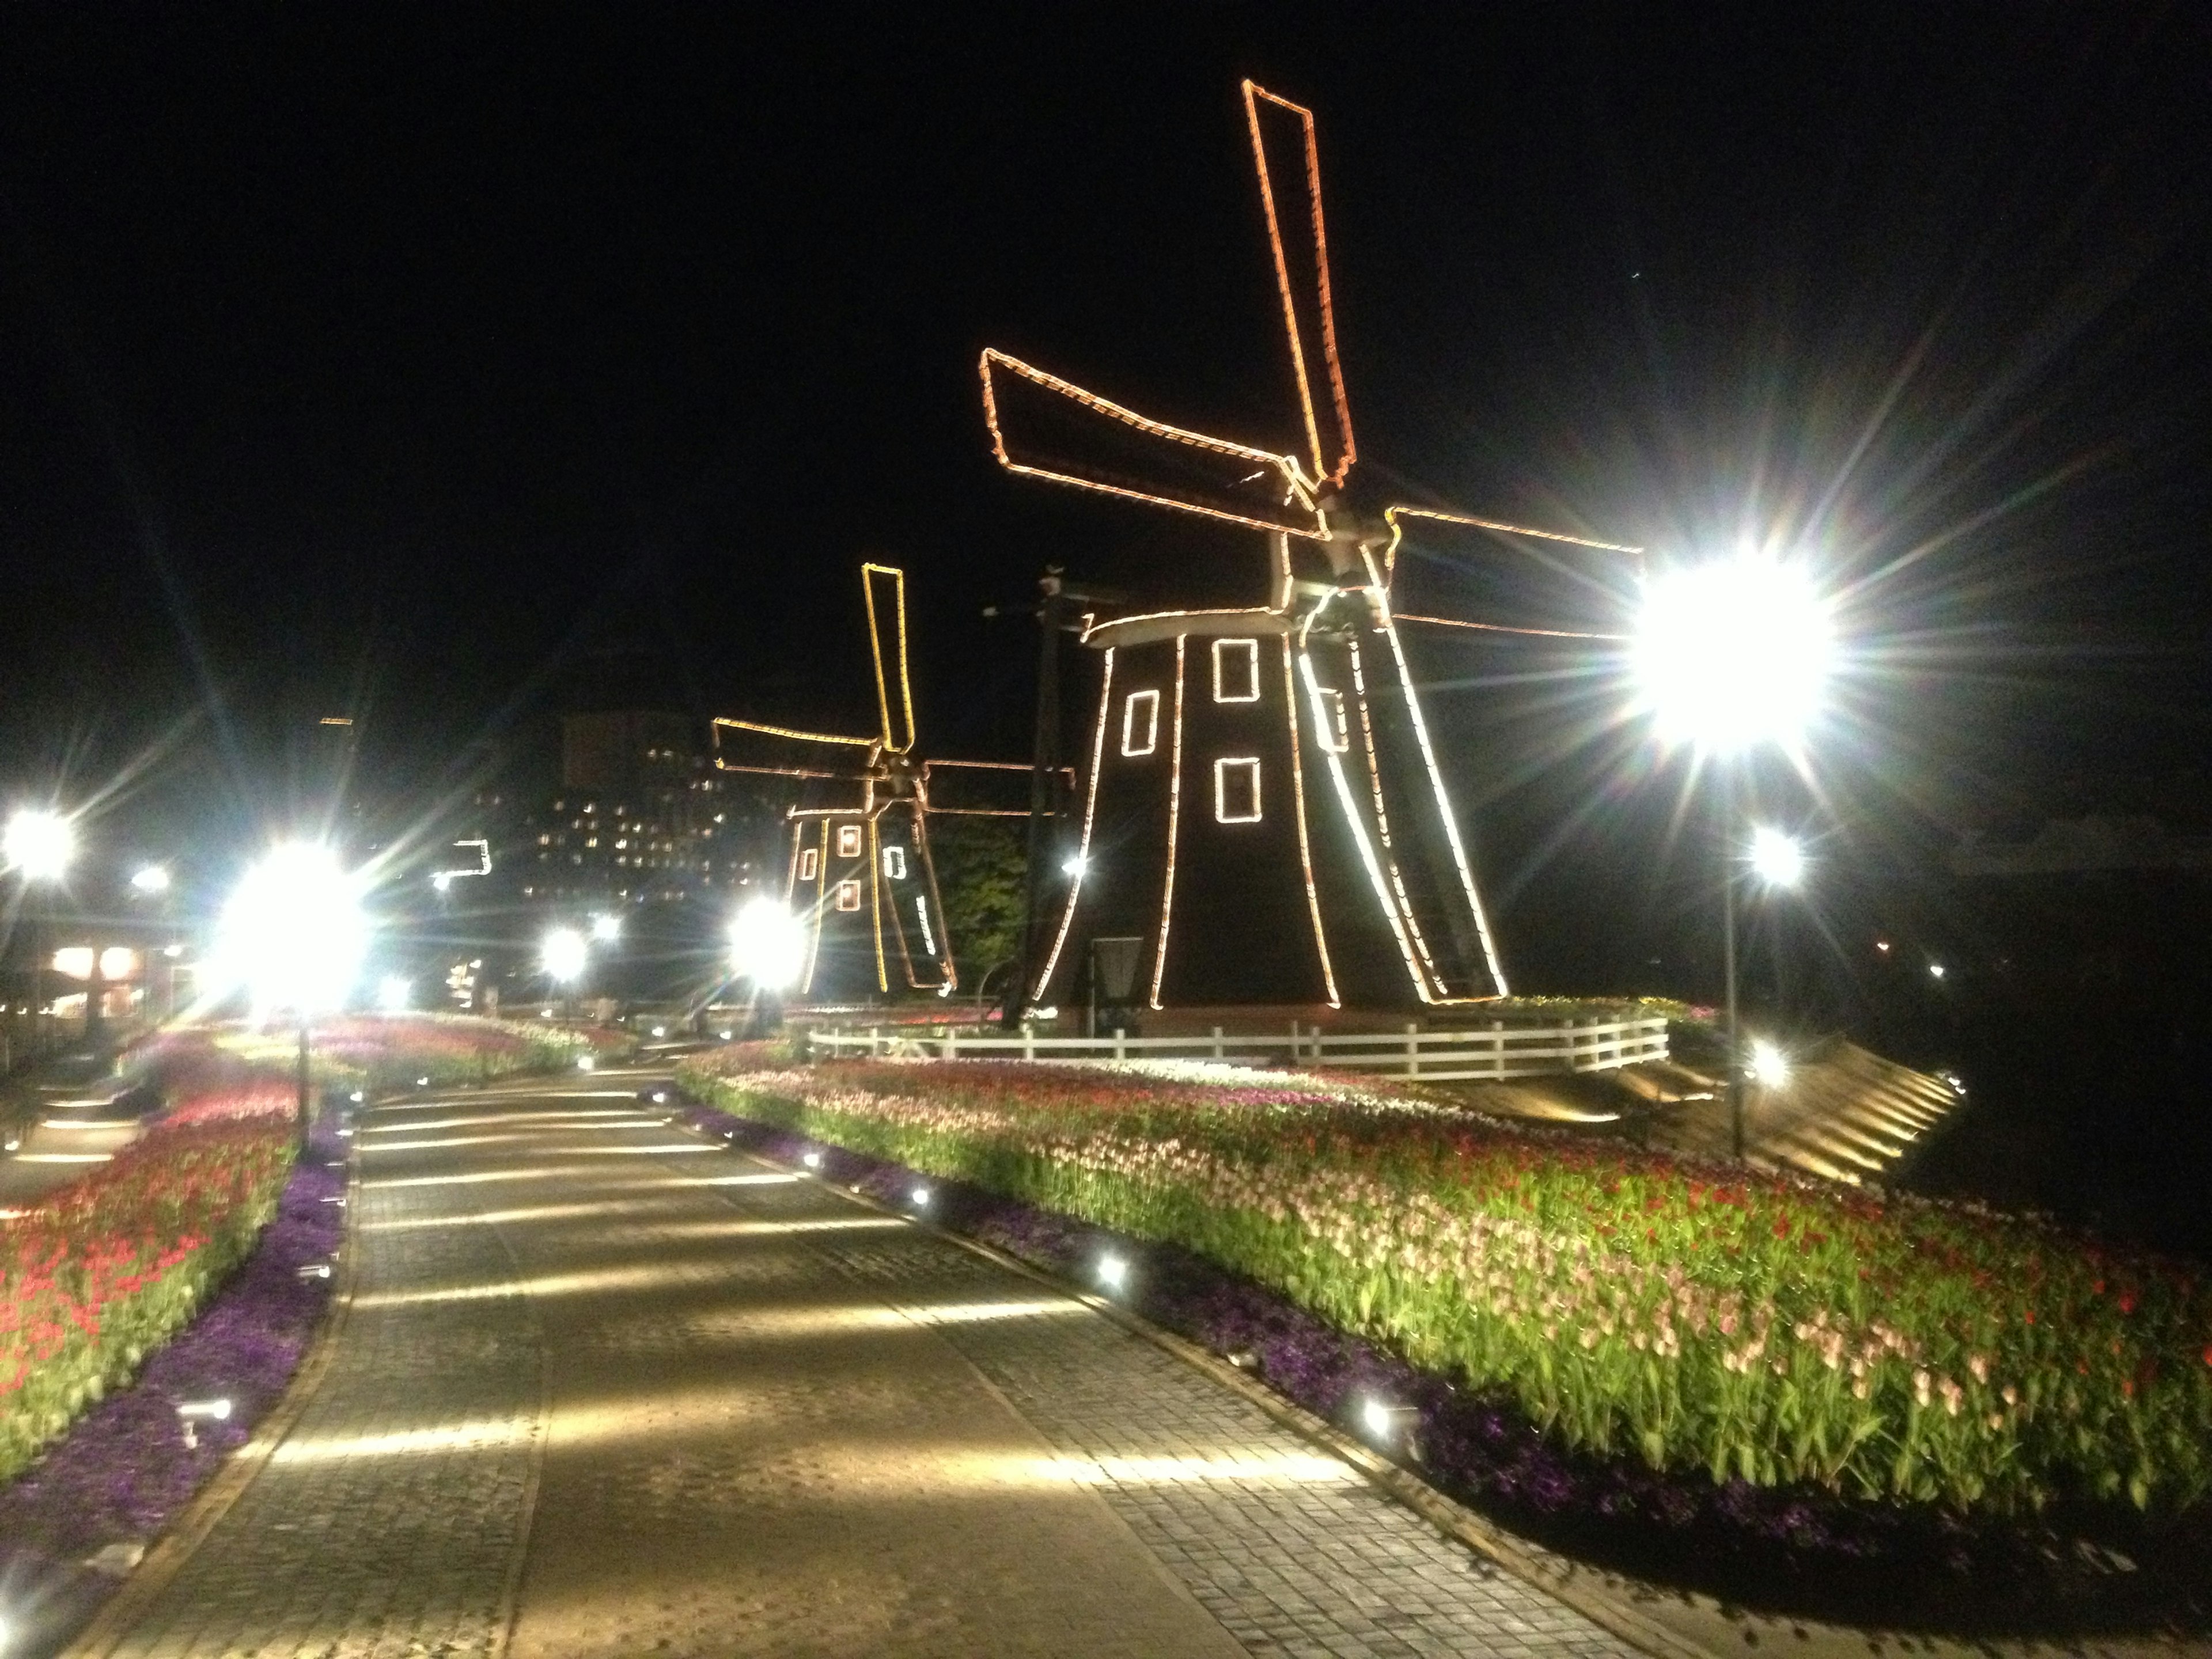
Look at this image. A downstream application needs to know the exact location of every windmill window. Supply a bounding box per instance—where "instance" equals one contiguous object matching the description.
[798,848,819,882]
[836,824,863,858]
[1315,686,1350,753]
[1214,756,1262,823]
[1212,638,1260,703]
[1120,690,1160,756]
[835,879,862,912]
[882,846,906,880]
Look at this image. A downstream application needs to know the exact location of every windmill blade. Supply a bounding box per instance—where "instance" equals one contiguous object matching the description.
[982,350,1327,540]
[1244,82,1355,492]
[919,757,1067,817]
[1380,505,1643,639]
[711,717,876,782]
[861,563,916,755]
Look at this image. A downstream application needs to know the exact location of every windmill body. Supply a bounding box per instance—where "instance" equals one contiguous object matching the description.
[715,563,1026,1002]
[987,84,1638,1020]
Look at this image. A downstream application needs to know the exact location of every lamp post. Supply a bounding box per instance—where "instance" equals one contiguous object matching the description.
[1634,550,1831,1160]
[214,843,369,1152]
[5,807,77,1058]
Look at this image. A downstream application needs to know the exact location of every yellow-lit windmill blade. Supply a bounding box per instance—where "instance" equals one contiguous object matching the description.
[980,350,1328,540]
[861,562,917,756]
[1244,81,1356,494]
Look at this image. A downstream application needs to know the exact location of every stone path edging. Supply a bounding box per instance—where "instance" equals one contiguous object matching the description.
[59,1145,366,1659]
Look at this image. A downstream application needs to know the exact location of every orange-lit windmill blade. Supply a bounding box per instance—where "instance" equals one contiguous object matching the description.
[861,562,917,755]
[1244,81,1355,493]
[980,349,1328,541]
[1379,504,1646,641]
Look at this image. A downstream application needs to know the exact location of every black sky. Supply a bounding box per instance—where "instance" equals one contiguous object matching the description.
[1,4,2207,872]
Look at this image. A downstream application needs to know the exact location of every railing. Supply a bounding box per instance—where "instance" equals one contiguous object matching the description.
[806,1014,1668,1082]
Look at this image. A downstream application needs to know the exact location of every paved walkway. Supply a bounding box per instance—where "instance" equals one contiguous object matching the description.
[75,1070,1636,1659]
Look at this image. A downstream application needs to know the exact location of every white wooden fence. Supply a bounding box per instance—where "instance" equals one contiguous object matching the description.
[805,1013,1667,1082]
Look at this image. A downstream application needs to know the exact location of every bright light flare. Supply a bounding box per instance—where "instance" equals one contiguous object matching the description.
[1747,825,1807,889]
[130,863,172,894]
[1748,1039,1791,1089]
[1095,1253,1129,1292]
[1633,554,1832,754]
[729,897,805,990]
[378,975,411,1014]
[590,912,623,942]
[541,927,589,984]
[4,807,75,882]
[211,842,370,1018]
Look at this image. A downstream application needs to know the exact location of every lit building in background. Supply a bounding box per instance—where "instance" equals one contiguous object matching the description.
[513,712,777,909]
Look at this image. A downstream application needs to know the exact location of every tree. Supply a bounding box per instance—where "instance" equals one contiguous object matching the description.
[928,815,1027,996]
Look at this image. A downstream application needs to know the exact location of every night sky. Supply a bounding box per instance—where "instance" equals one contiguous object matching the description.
[2,7,2207,933]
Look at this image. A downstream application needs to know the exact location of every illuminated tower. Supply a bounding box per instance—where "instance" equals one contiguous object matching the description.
[983,82,1640,1019]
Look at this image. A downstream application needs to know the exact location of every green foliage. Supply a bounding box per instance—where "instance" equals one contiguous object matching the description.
[927,815,1029,988]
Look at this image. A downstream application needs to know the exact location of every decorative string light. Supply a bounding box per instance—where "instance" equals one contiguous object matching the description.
[1278,636,1340,1007]
[1150,639,1188,1009]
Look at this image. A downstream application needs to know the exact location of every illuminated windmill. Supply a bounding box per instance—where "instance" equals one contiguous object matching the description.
[714,562,1028,1002]
[983,81,1640,1019]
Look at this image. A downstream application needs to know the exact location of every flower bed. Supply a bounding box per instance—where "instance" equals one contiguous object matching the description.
[1,1017,619,1499]
[678,1048,2212,1517]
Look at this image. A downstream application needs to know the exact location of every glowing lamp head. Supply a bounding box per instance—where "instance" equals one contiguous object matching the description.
[1748,825,1807,889]
[1748,1039,1791,1090]
[4,807,75,883]
[130,863,172,895]
[729,897,805,991]
[541,926,589,984]
[211,842,369,1019]
[1633,552,1832,755]
[1095,1253,1130,1292]
[1062,854,1088,878]
[590,912,623,943]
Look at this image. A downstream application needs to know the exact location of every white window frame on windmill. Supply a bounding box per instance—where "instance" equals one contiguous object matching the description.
[798,847,820,882]
[882,844,906,880]
[1211,638,1260,703]
[835,879,863,912]
[1120,689,1160,757]
[836,824,863,859]
[1313,685,1350,753]
[1214,756,1263,823]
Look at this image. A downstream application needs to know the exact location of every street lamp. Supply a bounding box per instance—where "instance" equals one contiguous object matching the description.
[1747,825,1806,890]
[130,863,172,895]
[541,926,588,1016]
[1634,550,1832,1160]
[212,842,369,1151]
[729,898,805,991]
[589,912,623,943]
[5,807,77,1057]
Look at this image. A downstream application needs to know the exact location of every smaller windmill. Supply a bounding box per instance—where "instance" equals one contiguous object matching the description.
[714,562,1029,1002]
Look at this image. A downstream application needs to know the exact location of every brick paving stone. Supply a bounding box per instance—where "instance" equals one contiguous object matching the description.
[82,1078,1638,1659]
